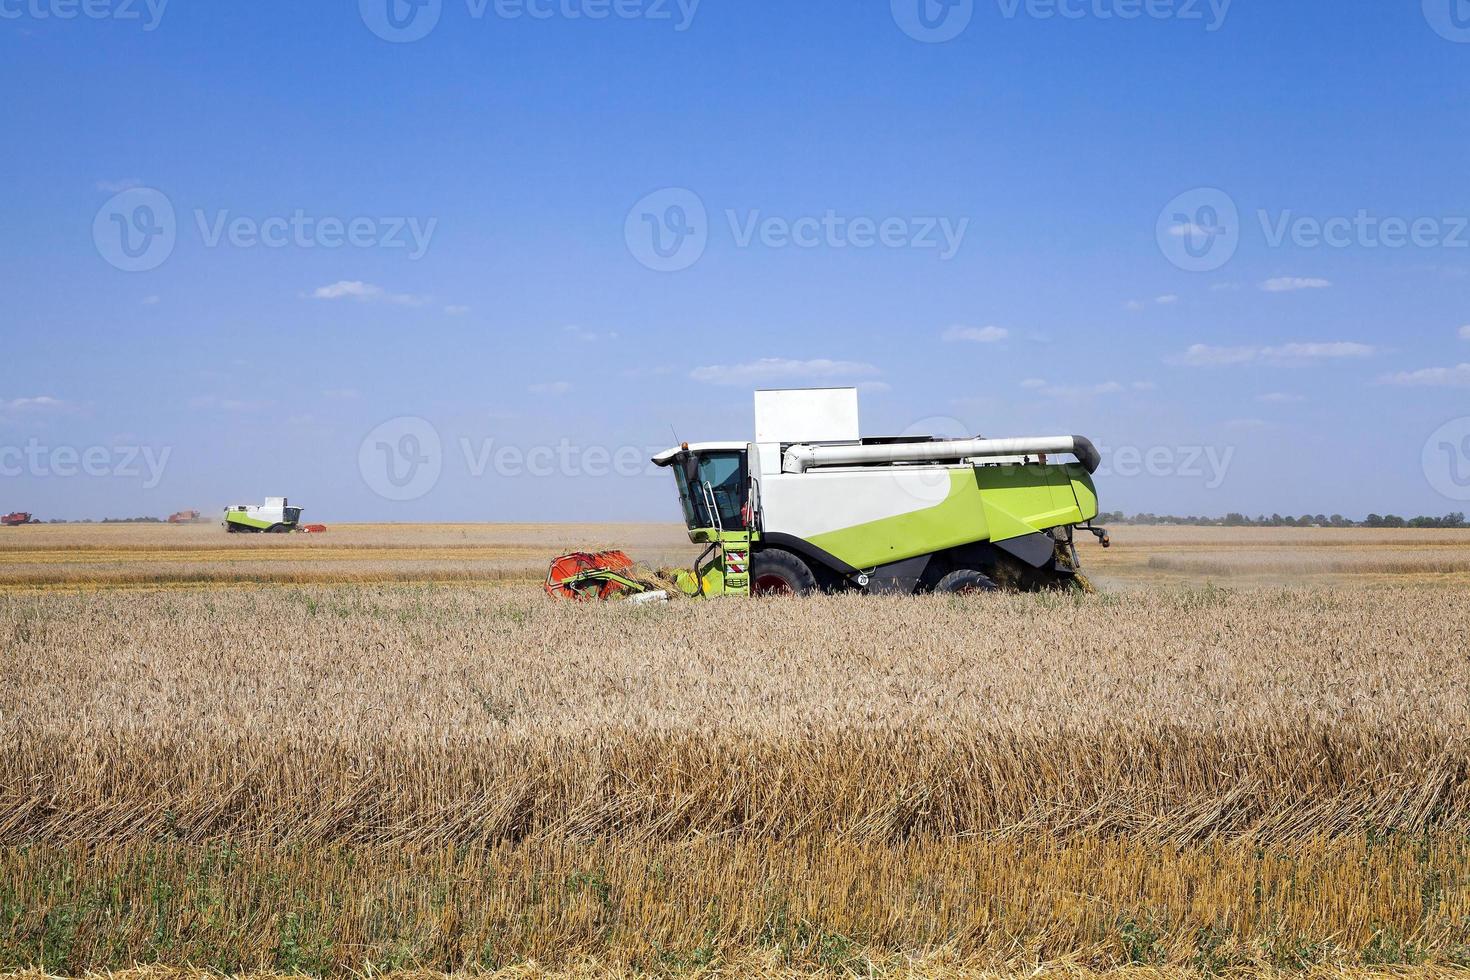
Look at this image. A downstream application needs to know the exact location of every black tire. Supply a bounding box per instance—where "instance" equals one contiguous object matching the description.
[750,548,818,596]
[936,569,999,594]
[267,523,290,534]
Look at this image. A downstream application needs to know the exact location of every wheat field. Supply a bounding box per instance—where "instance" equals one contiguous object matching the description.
[2,524,1469,977]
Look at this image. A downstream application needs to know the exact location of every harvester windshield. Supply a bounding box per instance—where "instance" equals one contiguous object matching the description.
[671,450,747,531]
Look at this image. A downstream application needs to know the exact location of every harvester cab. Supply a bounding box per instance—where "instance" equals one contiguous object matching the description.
[659,442,754,596]
[547,387,1109,601]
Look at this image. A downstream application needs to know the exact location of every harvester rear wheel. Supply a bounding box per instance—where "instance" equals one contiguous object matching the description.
[936,569,999,594]
[751,549,817,596]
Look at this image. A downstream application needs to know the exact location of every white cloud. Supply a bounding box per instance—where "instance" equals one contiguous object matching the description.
[187,395,272,413]
[1257,392,1305,403]
[312,281,427,306]
[1177,344,1257,366]
[942,325,1008,343]
[1177,341,1374,366]
[1,395,70,412]
[528,381,572,395]
[1155,294,1179,305]
[1261,277,1331,293]
[142,295,160,306]
[1124,300,1146,312]
[689,358,881,386]
[96,178,142,193]
[1267,342,1374,359]
[1377,364,1470,387]
[1024,379,1128,398]
[444,305,471,316]
[564,324,619,343]
[1459,325,1470,340]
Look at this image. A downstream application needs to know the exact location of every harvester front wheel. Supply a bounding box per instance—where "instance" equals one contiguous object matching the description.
[750,549,817,596]
[936,569,999,594]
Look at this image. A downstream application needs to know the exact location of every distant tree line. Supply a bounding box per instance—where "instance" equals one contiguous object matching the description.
[1097,511,1469,529]
[44,517,164,524]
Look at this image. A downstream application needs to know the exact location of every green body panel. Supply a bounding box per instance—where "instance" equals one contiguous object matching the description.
[805,464,1096,570]
[224,512,272,530]
[676,530,752,597]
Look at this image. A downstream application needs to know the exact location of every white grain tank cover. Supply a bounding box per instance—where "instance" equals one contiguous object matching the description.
[754,388,861,445]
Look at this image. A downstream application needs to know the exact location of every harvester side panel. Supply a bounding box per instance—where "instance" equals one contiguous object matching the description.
[760,464,1098,572]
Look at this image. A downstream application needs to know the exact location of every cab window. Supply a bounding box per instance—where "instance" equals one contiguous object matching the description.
[672,450,747,530]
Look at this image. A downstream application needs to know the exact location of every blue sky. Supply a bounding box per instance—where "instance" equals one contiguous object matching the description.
[4,0,1470,521]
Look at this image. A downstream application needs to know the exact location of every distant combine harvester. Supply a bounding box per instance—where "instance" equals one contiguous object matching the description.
[223,497,326,534]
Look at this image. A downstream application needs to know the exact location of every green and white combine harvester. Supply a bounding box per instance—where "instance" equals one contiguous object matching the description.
[223,497,309,533]
[546,387,1108,600]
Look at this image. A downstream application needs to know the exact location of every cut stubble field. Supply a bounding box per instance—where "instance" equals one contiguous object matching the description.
[1,524,1469,978]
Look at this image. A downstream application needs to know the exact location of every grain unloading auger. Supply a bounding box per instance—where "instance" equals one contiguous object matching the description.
[545,387,1108,600]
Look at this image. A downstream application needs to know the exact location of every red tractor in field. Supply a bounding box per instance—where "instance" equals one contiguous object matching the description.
[2,512,37,526]
[168,510,203,524]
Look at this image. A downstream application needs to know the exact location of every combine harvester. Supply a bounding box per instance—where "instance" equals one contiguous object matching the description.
[1,512,38,527]
[547,387,1107,600]
[223,497,326,534]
